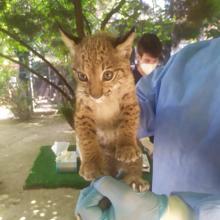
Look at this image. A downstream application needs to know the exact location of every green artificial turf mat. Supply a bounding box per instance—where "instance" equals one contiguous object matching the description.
[24,145,152,190]
[24,146,89,189]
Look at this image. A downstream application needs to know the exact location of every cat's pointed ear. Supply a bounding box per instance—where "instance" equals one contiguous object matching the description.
[59,28,81,57]
[115,28,135,58]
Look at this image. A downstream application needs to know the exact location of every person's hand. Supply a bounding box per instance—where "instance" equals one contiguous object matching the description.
[75,176,168,220]
[75,183,114,220]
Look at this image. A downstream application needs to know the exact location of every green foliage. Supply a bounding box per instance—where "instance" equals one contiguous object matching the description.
[58,101,74,129]
[107,0,145,34]
[0,64,16,98]
[1,0,220,59]
[97,1,174,45]
[136,10,174,44]
[166,0,220,43]
[6,81,32,120]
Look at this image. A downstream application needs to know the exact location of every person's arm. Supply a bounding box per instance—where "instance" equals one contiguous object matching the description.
[171,192,220,220]
[136,66,166,138]
[161,195,193,220]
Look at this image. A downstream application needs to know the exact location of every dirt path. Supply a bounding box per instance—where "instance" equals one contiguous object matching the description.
[0,115,79,220]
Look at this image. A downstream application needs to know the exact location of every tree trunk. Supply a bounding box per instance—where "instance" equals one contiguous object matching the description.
[72,0,85,38]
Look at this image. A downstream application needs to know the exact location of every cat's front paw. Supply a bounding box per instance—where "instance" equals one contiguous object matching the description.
[123,175,150,192]
[79,161,105,181]
[115,145,141,163]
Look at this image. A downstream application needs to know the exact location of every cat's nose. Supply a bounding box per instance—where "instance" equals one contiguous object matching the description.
[90,94,102,99]
[89,87,103,99]
[90,95,104,103]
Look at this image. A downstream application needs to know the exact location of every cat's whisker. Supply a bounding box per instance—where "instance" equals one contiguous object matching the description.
[78,90,89,97]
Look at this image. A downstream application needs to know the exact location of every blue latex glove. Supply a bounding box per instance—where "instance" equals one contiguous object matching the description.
[75,184,114,220]
[75,176,168,220]
[136,37,220,194]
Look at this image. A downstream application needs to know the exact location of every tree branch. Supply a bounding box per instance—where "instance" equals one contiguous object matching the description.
[0,53,74,102]
[0,27,74,96]
[71,0,85,38]
[100,0,126,30]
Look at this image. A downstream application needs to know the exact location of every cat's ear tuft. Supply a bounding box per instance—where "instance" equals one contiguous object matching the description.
[115,28,135,59]
[59,28,81,57]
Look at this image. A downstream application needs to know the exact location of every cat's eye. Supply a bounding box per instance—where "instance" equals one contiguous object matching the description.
[77,72,88,82]
[103,71,114,81]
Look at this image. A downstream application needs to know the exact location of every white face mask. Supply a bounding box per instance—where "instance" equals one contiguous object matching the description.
[140,63,158,75]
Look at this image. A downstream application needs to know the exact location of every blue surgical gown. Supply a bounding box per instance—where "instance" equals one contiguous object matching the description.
[136,37,220,195]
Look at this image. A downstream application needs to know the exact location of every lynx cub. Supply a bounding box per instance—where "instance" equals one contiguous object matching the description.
[61,29,148,192]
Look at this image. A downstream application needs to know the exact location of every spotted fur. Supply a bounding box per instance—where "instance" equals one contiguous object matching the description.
[61,31,149,191]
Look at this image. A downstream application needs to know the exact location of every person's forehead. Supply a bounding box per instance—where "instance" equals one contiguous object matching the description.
[141,53,156,60]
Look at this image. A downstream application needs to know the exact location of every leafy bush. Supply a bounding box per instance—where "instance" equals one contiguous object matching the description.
[2,79,32,120]
[58,100,75,129]
[0,65,16,103]
[9,82,32,120]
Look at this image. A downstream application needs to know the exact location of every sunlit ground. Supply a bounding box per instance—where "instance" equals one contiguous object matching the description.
[0,100,58,120]
[0,191,77,220]
[0,106,14,120]
[0,106,77,220]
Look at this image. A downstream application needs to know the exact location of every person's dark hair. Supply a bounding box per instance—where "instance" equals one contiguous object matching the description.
[137,33,162,58]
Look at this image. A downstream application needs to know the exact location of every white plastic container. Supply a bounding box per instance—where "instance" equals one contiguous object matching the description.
[56,151,78,172]
[51,141,78,172]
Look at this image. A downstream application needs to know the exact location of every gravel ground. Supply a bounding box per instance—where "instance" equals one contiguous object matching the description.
[0,114,79,220]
